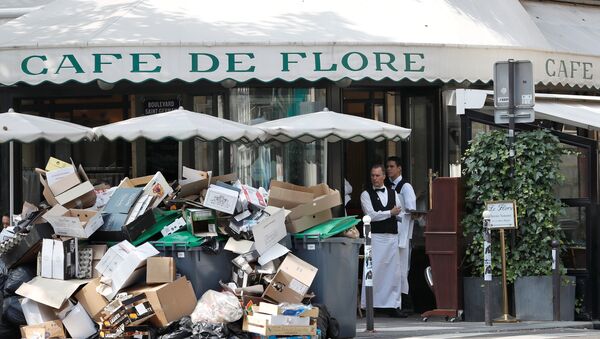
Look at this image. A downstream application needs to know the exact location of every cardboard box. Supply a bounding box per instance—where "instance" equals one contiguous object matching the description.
[60,302,97,339]
[127,277,197,328]
[44,205,104,238]
[203,184,240,214]
[88,244,108,278]
[95,241,159,300]
[21,298,58,325]
[100,293,154,329]
[20,319,66,339]
[1,222,55,269]
[252,208,287,255]
[16,277,89,309]
[46,166,79,196]
[119,172,173,209]
[263,254,318,304]
[256,302,319,318]
[184,208,217,237]
[268,181,341,233]
[37,164,97,209]
[75,278,109,321]
[40,237,78,280]
[146,257,176,284]
[244,315,317,337]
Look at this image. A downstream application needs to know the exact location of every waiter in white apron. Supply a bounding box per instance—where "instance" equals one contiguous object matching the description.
[360,164,405,317]
[385,156,417,308]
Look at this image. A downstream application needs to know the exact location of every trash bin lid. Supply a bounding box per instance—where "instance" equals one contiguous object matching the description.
[152,230,205,248]
[293,216,360,240]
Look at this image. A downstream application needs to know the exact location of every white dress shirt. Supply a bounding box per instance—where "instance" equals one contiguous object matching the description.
[360,186,401,222]
[390,176,417,212]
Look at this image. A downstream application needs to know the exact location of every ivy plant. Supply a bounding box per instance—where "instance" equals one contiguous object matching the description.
[462,129,567,282]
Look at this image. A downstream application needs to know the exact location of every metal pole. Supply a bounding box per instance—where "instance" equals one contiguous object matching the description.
[362,215,374,332]
[552,240,560,321]
[178,141,183,183]
[9,140,14,227]
[483,210,492,326]
[508,59,515,179]
[495,228,517,322]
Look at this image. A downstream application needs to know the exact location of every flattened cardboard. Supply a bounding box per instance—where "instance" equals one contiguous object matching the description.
[45,157,72,171]
[16,277,89,309]
[224,238,255,254]
[263,254,318,304]
[127,277,196,328]
[74,278,108,321]
[44,205,104,239]
[96,241,158,300]
[20,320,66,339]
[146,257,176,284]
[203,184,239,214]
[252,208,286,255]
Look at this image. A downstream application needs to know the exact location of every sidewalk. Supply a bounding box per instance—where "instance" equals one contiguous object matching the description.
[355,316,596,338]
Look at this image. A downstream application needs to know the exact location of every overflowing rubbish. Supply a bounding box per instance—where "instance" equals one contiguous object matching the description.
[0,157,360,338]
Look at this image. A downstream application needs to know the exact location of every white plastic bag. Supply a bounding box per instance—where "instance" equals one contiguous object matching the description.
[191,290,242,324]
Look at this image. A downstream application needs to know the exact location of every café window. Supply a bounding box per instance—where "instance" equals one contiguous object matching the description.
[229,87,327,188]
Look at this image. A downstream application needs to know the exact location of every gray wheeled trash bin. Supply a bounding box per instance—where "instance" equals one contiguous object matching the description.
[154,244,235,298]
[293,237,362,338]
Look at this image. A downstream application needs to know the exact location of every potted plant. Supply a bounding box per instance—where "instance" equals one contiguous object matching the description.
[462,129,575,321]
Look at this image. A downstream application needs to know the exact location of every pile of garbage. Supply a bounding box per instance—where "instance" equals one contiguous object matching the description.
[0,157,361,338]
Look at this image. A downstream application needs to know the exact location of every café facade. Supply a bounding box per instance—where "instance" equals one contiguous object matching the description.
[1,0,600,319]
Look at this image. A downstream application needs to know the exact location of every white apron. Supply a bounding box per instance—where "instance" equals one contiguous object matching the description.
[361,233,402,308]
[397,213,413,295]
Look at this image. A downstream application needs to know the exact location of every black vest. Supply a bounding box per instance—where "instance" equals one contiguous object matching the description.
[366,187,397,234]
[384,176,409,193]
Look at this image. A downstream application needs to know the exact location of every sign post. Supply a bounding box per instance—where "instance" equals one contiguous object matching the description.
[486,201,518,323]
[362,215,375,332]
[482,210,492,326]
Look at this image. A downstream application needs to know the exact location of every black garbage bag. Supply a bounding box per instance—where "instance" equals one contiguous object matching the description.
[313,303,340,339]
[3,296,25,326]
[0,260,10,291]
[4,264,35,296]
[158,316,194,339]
[226,319,251,339]
[0,318,19,339]
[192,321,228,338]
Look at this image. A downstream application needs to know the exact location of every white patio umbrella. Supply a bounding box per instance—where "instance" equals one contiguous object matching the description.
[255,108,411,143]
[254,108,411,185]
[0,108,94,226]
[93,106,265,180]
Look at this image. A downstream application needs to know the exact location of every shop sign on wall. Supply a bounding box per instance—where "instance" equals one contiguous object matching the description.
[143,99,179,115]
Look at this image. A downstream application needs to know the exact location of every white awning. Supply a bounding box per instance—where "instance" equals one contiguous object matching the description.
[446,89,600,130]
[534,99,600,131]
[0,0,599,88]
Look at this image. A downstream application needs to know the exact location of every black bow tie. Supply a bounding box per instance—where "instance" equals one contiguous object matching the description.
[374,188,385,193]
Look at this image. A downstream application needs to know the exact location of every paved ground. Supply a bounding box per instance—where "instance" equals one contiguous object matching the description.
[353,316,599,338]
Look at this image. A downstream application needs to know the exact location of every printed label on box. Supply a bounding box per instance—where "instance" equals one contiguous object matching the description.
[288,278,309,297]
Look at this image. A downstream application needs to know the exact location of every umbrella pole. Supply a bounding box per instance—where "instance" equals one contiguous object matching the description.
[178,141,183,182]
[9,141,14,227]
